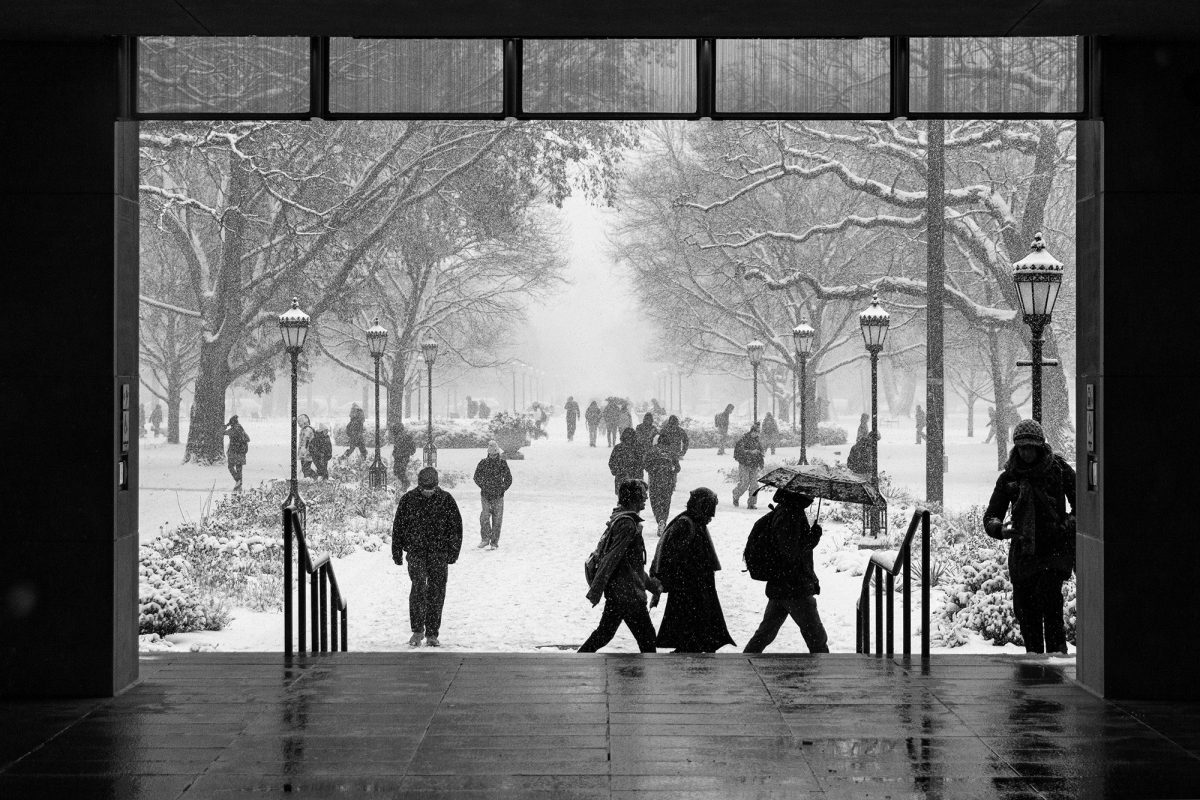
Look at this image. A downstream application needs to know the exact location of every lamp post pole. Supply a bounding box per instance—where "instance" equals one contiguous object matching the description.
[859,296,890,539]
[1012,232,1064,425]
[677,363,684,415]
[277,297,310,656]
[747,340,764,424]
[422,336,439,467]
[366,320,388,489]
[793,320,815,465]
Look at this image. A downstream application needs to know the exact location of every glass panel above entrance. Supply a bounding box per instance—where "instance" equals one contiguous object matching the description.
[329,39,504,114]
[137,37,310,115]
[910,37,1082,114]
[522,39,696,115]
[716,39,890,115]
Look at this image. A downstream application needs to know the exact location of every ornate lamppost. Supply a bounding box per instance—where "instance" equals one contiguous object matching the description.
[677,362,684,415]
[746,340,765,423]
[415,353,423,422]
[1012,231,1064,423]
[859,294,890,537]
[278,297,310,501]
[366,319,388,489]
[793,319,815,465]
[422,335,439,467]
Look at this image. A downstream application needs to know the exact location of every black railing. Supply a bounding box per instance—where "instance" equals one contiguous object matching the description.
[283,499,348,654]
[856,508,930,658]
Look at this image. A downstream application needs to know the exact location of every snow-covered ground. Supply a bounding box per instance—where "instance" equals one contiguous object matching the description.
[140,411,1072,657]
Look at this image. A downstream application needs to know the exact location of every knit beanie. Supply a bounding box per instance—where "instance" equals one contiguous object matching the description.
[1012,418,1046,446]
[417,467,439,488]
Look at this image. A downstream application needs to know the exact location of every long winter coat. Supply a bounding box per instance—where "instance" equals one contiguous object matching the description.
[346,407,365,443]
[846,433,872,474]
[224,423,249,466]
[616,408,634,434]
[473,454,513,499]
[308,430,333,464]
[656,420,689,458]
[586,510,652,606]
[602,401,621,429]
[733,432,764,469]
[643,444,680,486]
[984,445,1076,581]
[652,512,735,651]
[565,400,580,422]
[392,487,464,564]
[297,424,314,461]
[753,501,822,599]
[634,416,658,459]
[585,402,602,427]
[608,429,643,481]
[392,426,417,462]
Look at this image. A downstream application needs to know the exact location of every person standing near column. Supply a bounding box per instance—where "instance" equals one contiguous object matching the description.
[915,403,927,445]
[473,440,512,550]
[585,400,602,447]
[731,423,764,509]
[223,415,249,492]
[564,396,581,442]
[714,403,735,455]
[391,421,417,490]
[392,467,463,648]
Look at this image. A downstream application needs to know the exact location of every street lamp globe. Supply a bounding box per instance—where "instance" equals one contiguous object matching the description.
[1012,231,1064,318]
[859,293,890,350]
[792,320,815,355]
[746,340,765,366]
[278,297,310,351]
[421,336,439,366]
[366,318,388,356]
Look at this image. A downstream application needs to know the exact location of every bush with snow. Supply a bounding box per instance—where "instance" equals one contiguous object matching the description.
[138,547,230,636]
[679,418,846,450]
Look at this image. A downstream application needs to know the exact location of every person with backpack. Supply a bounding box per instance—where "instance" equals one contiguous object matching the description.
[846,429,878,475]
[915,403,927,445]
[608,427,642,497]
[472,440,513,550]
[585,400,602,447]
[579,479,663,653]
[342,404,367,461]
[310,423,333,480]
[296,413,316,479]
[731,423,765,509]
[760,411,780,455]
[633,412,658,474]
[983,419,1077,654]
[714,403,735,455]
[743,489,829,653]
[564,396,581,442]
[656,414,689,460]
[643,435,681,536]
[392,467,463,648]
[651,487,734,653]
[223,415,249,492]
[391,422,417,490]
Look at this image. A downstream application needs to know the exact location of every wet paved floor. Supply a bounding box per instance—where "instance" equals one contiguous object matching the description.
[2,654,1198,799]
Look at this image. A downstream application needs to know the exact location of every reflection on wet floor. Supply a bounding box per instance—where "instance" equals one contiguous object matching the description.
[1,653,1198,799]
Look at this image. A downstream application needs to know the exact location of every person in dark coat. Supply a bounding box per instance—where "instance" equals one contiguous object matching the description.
[477,400,491,419]
[846,429,878,475]
[602,399,621,447]
[580,479,663,653]
[652,487,735,653]
[392,467,464,648]
[309,423,333,480]
[585,401,602,447]
[343,404,367,461]
[616,402,634,438]
[983,406,997,443]
[564,396,581,441]
[633,412,658,472]
[150,403,163,437]
[297,413,316,478]
[472,440,513,549]
[915,404,927,444]
[608,428,642,497]
[714,403,735,455]
[656,415,689,460]
[466,396,478,419]
[743,490,829,653]
[984,419,1076,654]
[223,415,249,491]
[391,422,417,490]
[856,412,870,444]
[643,436,681,535]
[760,412,780,455]
[732,423,764,509]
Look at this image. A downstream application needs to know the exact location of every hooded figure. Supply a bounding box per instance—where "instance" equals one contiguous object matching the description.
[392,467,464,648]
[391,422,417,489]
[915,404,927,444]
[310,423,333,479]
[296,413,316,478]
[564,396,581,441]
[714,403,735,454]
[743,490,829,653]
[473,440,513,549]
[984,419,1076,654]
[633,412,658,467]
[856,413,870,443]
[652,487,735,653]
[760,412,780,455]
[223,415,250,491]
[602,399,621,446]
[343,404,367,460]
[643,435,682,534]
[732,423,765,509]
[608,427,642,497]
[616,402,634,436]
[656,415,690,459]
[584,400,602,447]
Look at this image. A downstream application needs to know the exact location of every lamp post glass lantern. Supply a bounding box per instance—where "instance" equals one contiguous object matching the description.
[747,340,764,423]
[278,297,310,500]
[1012,231,1064,424]
[859,294,889,537]
[422,336,439,467]
[366,319,388,489]
[793,320,815,464]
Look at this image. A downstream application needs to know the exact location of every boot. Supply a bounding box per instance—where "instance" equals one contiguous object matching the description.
[425,635,440,647]
[408,632,423,647]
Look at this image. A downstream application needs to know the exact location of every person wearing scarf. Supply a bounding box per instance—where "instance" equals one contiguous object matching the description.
[984,419,1077,654]
[651,487,735,653]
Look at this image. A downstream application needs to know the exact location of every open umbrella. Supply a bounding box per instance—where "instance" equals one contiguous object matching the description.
[751,463,886,507]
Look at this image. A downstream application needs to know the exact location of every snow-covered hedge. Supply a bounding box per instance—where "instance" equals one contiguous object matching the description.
[680,418,846,449]
[139,547,230,636]
[332,420,493,449]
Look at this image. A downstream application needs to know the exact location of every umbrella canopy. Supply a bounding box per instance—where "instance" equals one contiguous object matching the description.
[752,464,886,507]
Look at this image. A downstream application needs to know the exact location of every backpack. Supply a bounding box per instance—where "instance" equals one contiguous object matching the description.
[585,511,636,586]
[310,430,331,459]
[743,507,784,581]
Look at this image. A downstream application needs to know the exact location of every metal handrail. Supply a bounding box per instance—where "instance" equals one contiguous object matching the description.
[283,499,349,654]
[856,508,930,658]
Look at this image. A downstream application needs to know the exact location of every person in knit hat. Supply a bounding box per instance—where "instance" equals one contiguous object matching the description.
[392,466,463,647]
[983,418,1077,654]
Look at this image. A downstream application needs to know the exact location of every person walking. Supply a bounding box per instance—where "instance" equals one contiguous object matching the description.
[585,400,602,447]
[983,419,1076,654]
[714,403,735,455]
[651,487,734,653]
[343,404,367,461]
[310,423,333,480]
[473,440,512,550]
[580,479,663,653]
[296,413,316,479]
[760,411,780,455]
[602,399,621,447]
[150,403,163,438]
[743,490,829,653]
[656,415,689,460]
[731,423,765,509]
[392,467,463,648]
[643,436,681,536]
[608,427,642,497]
[633,412,658,473]
[915,404,926,445]
[223,415,249,491]
[391,422,417,490]
[846,428,878,475]
[564,396,581,442]
[616,402,634,439]
[983,406,997,444]
[477,399,490,419]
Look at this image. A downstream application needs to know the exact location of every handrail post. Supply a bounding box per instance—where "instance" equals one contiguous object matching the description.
[874,569,883,657]
[885,571,895,658]
[310,571,319,654]
[283,507,293,655]
[859,567,872,654]
[903,530,912,657]
[921,510,931,658]
[319,566,329,653]
[330,587,338,653]
[297,523,306,655]
[341,608,348,652]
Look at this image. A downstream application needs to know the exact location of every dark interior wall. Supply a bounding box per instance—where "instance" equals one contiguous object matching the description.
[1076,39,1200,700]
[0,40,139,696]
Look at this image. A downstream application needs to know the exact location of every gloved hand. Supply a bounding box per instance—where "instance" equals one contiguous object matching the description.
[645,576,664,596]
[811,523,823,542]
[393,553,404,566]
[984,518,1010,539]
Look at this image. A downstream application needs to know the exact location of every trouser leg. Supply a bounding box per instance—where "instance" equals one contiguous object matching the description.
[578,600,624,652]
[623,602,658,653]
[227,461,238,480]
[744,598,789,653]
[407,558,428,635]
[301,460,315,478]
[1036,572,1067,653]
[316,460,328,479]
[1012,577,1044,653]
[784,594,830,653]
[479,495,493,543]
[489,496,504,545]
[423,561,448,638]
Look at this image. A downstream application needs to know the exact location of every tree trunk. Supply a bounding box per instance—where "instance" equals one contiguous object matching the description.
[986,330,1012,470]
[185,342,230,463]
[166,381,182,444]
[966,396,975,438]
[1041,327,1074,454]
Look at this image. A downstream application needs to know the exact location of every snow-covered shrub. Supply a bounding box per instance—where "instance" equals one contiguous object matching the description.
[680,420,847,450]
[139,547,230,636]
